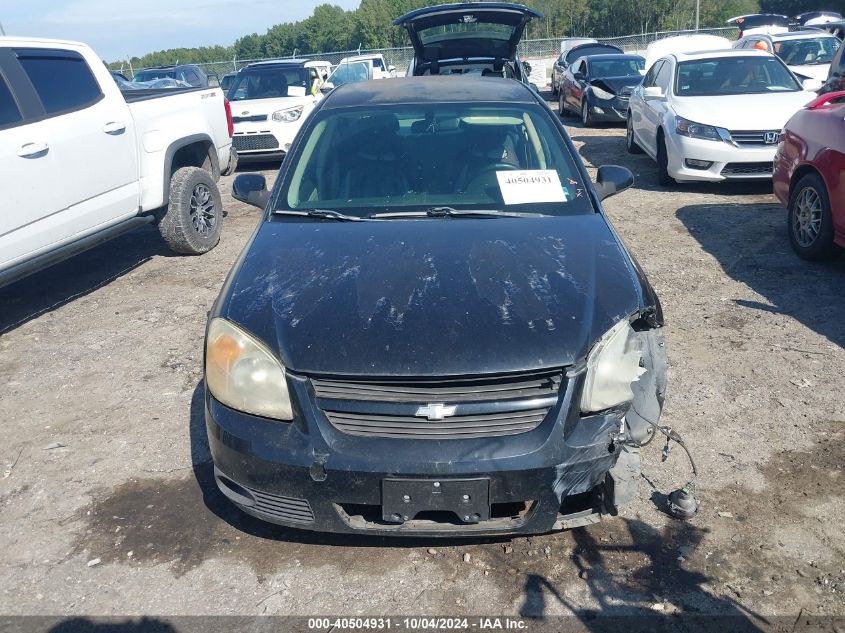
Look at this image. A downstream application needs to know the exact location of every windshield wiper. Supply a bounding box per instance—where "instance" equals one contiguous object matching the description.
[275,209,367,222]
[371,207,538,219]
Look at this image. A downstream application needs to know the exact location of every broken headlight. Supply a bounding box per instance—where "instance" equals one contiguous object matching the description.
[580,319,646,414]
[205,318,293,420]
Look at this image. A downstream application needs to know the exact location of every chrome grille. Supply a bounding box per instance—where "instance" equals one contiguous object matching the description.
[233,133,279,152]
[326,408,549,439]
[728,130,781,146]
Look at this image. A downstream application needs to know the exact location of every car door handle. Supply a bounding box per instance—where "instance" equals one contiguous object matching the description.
[17,142,49,158]
[103,121,126,134]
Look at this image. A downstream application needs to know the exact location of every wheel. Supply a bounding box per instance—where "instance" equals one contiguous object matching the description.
[656,131,675,187]
[787,172,836,260]
[626,114,643,154]
[558,91,569,118]
[581,99,593,127]
[551,78,558,97]
[158,166,223,255]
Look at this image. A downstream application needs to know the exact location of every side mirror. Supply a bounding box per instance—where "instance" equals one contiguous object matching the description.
[321,81,335,94]
[642,86,665,100]
[232,174,269,209]
[573,72,585,81]
[594,165,634,201]
[388,65,396,73]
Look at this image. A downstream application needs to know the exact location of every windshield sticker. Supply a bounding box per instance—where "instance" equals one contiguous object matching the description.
[287,85,306,97]
[496,170,568,205]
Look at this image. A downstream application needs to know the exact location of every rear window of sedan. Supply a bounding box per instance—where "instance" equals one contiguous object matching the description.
[278,103,594,217]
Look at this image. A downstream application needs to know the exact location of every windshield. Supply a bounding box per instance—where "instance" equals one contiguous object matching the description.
[227,67,311,101]
[327,61,371,87]
[277,104,594,217]
[590,58,645,77]
[774,37,839,65]
[133,69,175,81]
[675,56,801,96]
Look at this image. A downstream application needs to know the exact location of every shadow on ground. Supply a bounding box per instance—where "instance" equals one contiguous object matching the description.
[0,225,173,335]
[677,202,845,349]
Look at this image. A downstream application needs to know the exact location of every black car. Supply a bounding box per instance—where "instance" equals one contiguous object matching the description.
[206,76,667,537]
[133,63,211,87]
[395,2,541,84]
[551,42,624,96]
[559,54,645,126]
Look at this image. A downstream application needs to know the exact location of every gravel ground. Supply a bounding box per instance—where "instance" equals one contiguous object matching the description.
[0,92,843,625]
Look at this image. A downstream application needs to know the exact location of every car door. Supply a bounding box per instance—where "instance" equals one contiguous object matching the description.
[0,49,62,272]
[568,59,587,111]
[4,47,139,263]
[636,60,666,156]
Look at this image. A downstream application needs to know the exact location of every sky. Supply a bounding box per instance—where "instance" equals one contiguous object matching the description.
[1,0,362,61]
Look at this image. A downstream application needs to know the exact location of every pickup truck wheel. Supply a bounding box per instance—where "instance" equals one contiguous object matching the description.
[159,167,223,255]
[788,173,836,261]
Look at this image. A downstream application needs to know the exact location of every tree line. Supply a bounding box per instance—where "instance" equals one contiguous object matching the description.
[111,0,837,69]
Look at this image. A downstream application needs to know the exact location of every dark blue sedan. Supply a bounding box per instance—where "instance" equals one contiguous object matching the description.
[205,76,667,536]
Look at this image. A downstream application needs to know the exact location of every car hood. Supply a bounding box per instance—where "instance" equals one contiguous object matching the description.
[673,91,815,129]
[394,2,542,63]
[229,95,317,118]
[591,75,644,95]
[788,63,831,82]
[223,215,643,377]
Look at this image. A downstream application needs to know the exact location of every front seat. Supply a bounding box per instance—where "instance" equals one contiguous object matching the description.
[340,113,410,201]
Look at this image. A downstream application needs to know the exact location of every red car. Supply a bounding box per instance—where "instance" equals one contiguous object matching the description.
[774,91,845,260]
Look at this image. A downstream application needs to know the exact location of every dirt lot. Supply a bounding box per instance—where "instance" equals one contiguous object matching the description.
[0,92,843,626]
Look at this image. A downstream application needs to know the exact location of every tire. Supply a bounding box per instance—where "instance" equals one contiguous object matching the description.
[551,79,558,97]
[626,114,643,154]
[787,172,837,261]
[558,91,569,118]
[158,166,223,255]
[581,99,593,127]
[656,131,675,187]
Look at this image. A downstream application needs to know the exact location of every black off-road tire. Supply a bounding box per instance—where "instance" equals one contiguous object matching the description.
[158,166,223,255]
[787,172,837,261]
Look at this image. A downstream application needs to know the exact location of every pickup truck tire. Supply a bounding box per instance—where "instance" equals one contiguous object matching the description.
[159,167,223,255]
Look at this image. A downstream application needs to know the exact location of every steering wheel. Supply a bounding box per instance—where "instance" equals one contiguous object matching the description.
[462,163,520,195]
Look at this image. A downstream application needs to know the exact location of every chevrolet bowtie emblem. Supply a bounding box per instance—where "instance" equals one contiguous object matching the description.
[415,403,457,421]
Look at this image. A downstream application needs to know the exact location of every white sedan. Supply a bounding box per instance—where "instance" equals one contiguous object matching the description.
[626,49,816,185]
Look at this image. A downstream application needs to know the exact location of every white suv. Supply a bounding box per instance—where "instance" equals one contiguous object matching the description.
[227,60,326,162]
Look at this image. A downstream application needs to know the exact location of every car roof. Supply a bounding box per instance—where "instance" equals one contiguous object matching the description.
[585,54,644,61]
[323,76,536,109]
[767,29,840,40]
[673,48,773,61]
[245,59,310,68]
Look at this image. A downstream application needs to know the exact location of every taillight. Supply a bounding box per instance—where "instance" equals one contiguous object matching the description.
[224,98,234,138]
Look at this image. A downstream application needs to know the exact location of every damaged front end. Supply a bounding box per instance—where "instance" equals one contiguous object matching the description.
[551,309,668,529]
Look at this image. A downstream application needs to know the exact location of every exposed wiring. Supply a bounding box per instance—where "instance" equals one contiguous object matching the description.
[626,403,698,490]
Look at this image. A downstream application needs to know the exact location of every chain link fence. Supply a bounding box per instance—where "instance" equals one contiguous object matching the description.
[116,27,739,86]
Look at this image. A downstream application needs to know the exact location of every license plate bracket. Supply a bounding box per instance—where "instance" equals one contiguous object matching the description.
[382,478,490,523]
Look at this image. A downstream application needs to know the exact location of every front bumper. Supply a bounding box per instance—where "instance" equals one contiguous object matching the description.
[588,96,630,122]
[206,371,624,537]
[665,133,777,182]
[232,119,300,162]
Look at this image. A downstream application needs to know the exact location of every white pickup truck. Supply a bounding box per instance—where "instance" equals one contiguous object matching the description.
[0,37,237,288]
